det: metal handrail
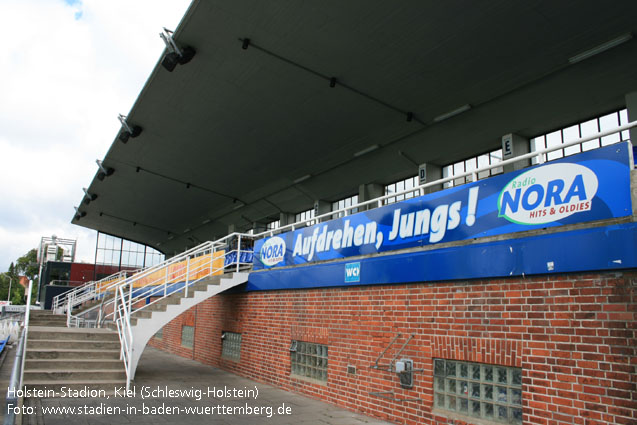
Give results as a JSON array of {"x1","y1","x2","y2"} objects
[
  {"x1": 105, "y1": 236, "x2": 253, "y2": 389},
  {"x1": 4, "y1": 280, "x2": 33, "y2": 425},
  {"x1": 53, "y1": 269, "x2": 137, "y2": 314},
  {"x1": 4, "y1": 328, "x2": 25, "y2": 425}
]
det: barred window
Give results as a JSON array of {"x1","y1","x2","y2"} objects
[
  {"x1": 221, "y1": 331, "x2": 242, "y2": 361},
  {"x1": 433, "y1": 359, "x2": 522, "y2": 424},
  {"x1": 295, "y1": 209, "x2": 316, "y2": 226},
  {"x1": 530, "y1": 109, "x2": 629, "y2": 164},
  {"x1": 290, "y1": 341, "x2": 328, "y2": 382},
  {"x1": 332, "y1": 195, "x2": 359, "y2": 218},
  {"x1": 181, "y1": 325, "x2": 194, "y2": 348},
  {"x1": 384, "y1": 176, "x2": 419, "y2": 205},
  {"x1": 442, "y1": 149, "x2": 503, "y2": 189}
]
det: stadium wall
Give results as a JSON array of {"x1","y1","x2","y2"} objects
[{"x1": 148, "y1": 269, "x2": 637, "y2": 425}]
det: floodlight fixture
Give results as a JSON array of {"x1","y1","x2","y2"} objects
[
  {"x1": 73, "y1": 206, "x2": 87, "y2": 220},
  {"x1": 242, "y1": 38, "x2": 250, "y2": 50},
  {"x1": 330, "y1": 77, "x2": 337, "y2": 88},
  {"x1": 117, "y1": 114, "x2": 143, "y2": 143},
  {"x1": 160, "y1": 28, "x2": 196, "y2": 72},
  {"x1": 406, "y1": 112, "x2": 413, "y2": 122},
  {"x1": 568, "y1": 33, "x2": 633, "y2": 64},
  {"x1": 82, "y1": 187, "x2": 97, "y2": 204},
  {"x1": 96, "y1": 160, "x2": 114, "y2": 181}
]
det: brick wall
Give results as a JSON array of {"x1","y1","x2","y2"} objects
[{"x1": 148, "y1": 270, "x2": 637, "y2": 425}]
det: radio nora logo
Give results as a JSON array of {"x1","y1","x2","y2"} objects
[
  {"x1": 497, "y1": 163, "x2": 598, "y2": 225},
  {"x1": 260, "y1": 236, "x2": 286, "y2": 267}
]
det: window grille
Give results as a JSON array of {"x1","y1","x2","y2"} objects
[{"x1": 433, "y1": 358, "x2": 522, "y2": 424}]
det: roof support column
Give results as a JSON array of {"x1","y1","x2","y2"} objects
[
  {"x1": 419, "y1": 163, "x2": 442, "y2": 194},
  {"x1": 501, "y1": 133, "x2": 530, "y2": 173},
  {"x1": 279, "y1": 213, "x2": 296, "y2": 227},
  {"x1": 314, "y1": 200, "x2": 331, "y2": 222},
  {"x1": 358, "y1": 183, "x2": 384, "y2": 211}
]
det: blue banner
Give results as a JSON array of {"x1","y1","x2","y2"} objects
[{"x1": 253, "y1": 143, "x2": 633, "y2": 270}]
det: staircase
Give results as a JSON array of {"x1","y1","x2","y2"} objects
[
  {"x1": 118, "y1": 272, "x2": 249, "y2": 386},
  {"x1": 42, "y1": 235, "x2": 254, "y2": 391},
  {"x1": 24, "y1": 310, "x2": 126, "y2": 392}
]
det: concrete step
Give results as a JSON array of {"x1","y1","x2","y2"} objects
[
  {"x1": 24, "y1": 369, "x2": 126, "y2": 381},
  {"x1": 29, "y1": 320, "x2": 67, "y2": 327},
  {"x1": 28, "y1": 328, "x2": 119, "y2": 341},
  {"x1": 23, "y1": 380, "x2": 126, "y2": 394},
  {"x1": 27, "y1": 339, "x2": 120, "y2": 350},
  {"x1": 30, "y1": 317, "x2": 67, "y2": 323},
  {"x1": 131, "y1": 310, "x2": 152, "y2": 319},
  {"x1": 29, "y1": 310, "x2": 53, "y2": 316},
  {"x1": 146, "y1": 303, "x2": 167, "y2": 312},
  {"x1": 25, "y1": 349, "x2": 120, "y2": 360},
  {"x1": 25, "y1": 359, "x2": 123, "y2": 370}
]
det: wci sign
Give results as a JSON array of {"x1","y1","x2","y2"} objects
[{"x1": 253, "y1": 143, "x2": 633, "y2": 270}]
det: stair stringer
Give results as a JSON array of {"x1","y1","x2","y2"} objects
[{"x1": 127, "y1": 272, "x2": 249, "y2": 380}]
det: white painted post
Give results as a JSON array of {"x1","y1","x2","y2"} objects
[
  {"x1": 185, "y1": 256, "x2": 190, "y2": 298},
  {"x1": 236, "y1": 234, "x2": 242, "y2": 272}
]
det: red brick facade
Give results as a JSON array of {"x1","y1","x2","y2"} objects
[{"x1": 148, "y1": 270, "x2": 637, "y2": 425}]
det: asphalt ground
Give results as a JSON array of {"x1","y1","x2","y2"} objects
[{"x1": 6, "y1": 346, "x2": 393, "y2": 425}]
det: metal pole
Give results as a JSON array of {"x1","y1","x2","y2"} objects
[
  {"x1": 7, "y1": 278, "x2": 12, "y2": 302},
  {"x1": 236, "y1": 234, "x2": 241, "y2": 272},
  {"x1": 19, "y1": 280, "x2": 33, "y2": 389}
]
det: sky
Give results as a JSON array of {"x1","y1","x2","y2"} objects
[{"x1": 0, "y1": 0, "x2": 192, "y2": 271}]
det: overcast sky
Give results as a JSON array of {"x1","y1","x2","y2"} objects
[{"x1": 0, "y1": 0, "x2": 192, "y2": 271}]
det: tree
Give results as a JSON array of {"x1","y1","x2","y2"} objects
[
  {"x1": 1, "y1": 248, "x2": 38, "y2": 305},
  {"x1": 15, "y1": 249, "x2": 38, "y2": 280}
]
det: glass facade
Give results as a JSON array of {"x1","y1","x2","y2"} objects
[{"x1": 95, "y1": 232, "x2": 164, "y2": 269}]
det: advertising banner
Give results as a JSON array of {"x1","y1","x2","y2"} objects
[{"x1": 253, "y1": 142, "x2": 633, "y2": 270}]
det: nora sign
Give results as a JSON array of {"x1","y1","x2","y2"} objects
[
  {"x1": 253, "y1": 142, "x2": 633, "y2": 270},
  {"x1": 259, "y1": 236, "x2": 286, "y2": 266},
  {"x1": 498, "y1": 163, "x2": 598, "y2": 225}
]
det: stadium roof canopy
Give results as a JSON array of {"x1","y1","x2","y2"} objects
[{"x1": 73, "y1": 0, "x2": 637, "y2": 255}]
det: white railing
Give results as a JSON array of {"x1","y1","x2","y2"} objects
[
  {"x1": 104, "y1": 233, "x2": 253, "y2": 390},
  {"x1": 53, "y1": 270, "x2": 137, "y2": 315},
  {"x1": 258, "y1": 121, "x2": 636, "y2": 235}
]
